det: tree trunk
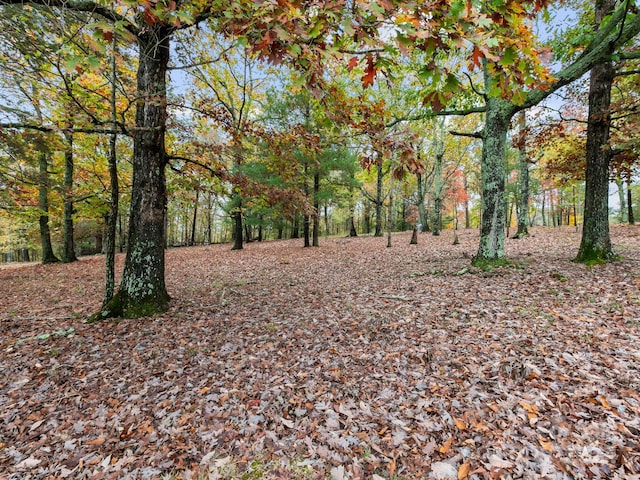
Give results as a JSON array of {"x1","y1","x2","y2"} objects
[
  {"x1": 104, "y1": 125, "x2": 118, "y2": 304},
  {"x1": 432, "y1": 122, "x2": 445, "y2": 236},
  {"x1": 312, "y1": 171, "x2": 320, "y2": 247},
  {"x1": 541, "y1": 189, "x2": 547, "y2": 226},
  {"x1": 514, "y1": 111, "x2": 529, "y2": 238},
  {"x1": 374, "y1": 161, "x2": 384, "y2": 237},
  {"x1": 474, "y1": 94, "x2": 515, "y2": 264},
  {"x1": 62, "y1": 130, "x2": 77, "y2": 262},
  {"x1": 190, "y1": 189, "x2": 199, "y2": 246},
  {"x1": 324, "y1": 203, "x2": 330, "y2": 236},
  {"x1": 292, "y1": 215, "x2": 300, "y2": 238},
  {"x1": 104, "y1": 40, "x2": 119, "y2": 305},
  {"x1": 576, "y1": 0, "x2": 616, "y2": 263},
  {"x1": 231, "y1": 194, "x2": 243, "y2": 250},
  {"x1": 91, "y1": 25, "x2": 172, "y2": 320},
  {"x1": 463, "y1": 174, "x2": 470, "y2": 229},
  {"x1": 38, "y1": 152, "x2": 59, "y2": 264},
  {"x1": 628, "y1": 178, "x2": 635, "y2": 225},
  {"x1": 206, "y1": 194, "x2": 213, "y2": 244},
  {"x1": 410, "y1": 227, "x2": 418, "y2": 244},
  {"x1": 387, "y1": 167, "x2": 394, "y2": 248},
  {"x1": 616, "y1": 178, "x2": 626, "y2": 222},
  {"x1": 416, "y1": 172, "x2": 429, "y2": 231}
]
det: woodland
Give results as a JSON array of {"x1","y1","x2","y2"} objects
[
  {"x1": 0, "y1": 0, "x2": 640, "y2": 477},
  {"x1": 1, "y1": 227, "x2": 640, "y2": 479}
]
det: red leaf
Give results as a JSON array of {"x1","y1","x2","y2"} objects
[
  {"x1": 361, "y1": 55, "x2": 377, "y2": 88},
  {"x1": 470, "y1": 45, "x2": 483, "y2": 70},
  {"x1": 347, "y1": 57, "x2": 358, "y2": 71}
]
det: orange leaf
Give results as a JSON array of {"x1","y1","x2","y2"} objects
[
  {"x1": 538, "y1": 437, "x2": 553, "y2": 452},
  {"x1": 458, "y1": 463, "x2": 471, "y2": 479},
  {"x1": 438, "y1": 437, "x2": 454, "y2": 454},
  {"x1": 87, "y1": 437, "x2": 106, "y2": 446},
  {"x1": 347, "y1": 57, "x2": 358, "y2": 71},
  {"x1": 453, "y1": 417, "x2": 467, "y2": 431}
]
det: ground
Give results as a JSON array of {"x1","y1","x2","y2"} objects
[{"x1": 1, "y1": 226, "x2": 639, "y2": 479}]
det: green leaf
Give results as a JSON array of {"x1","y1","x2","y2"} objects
[
  {"x1": 499, "y1": 47, "x2": 517, "y2": 66},
  {"x1": 87, "y1": 56, "x2": 101, "y2": 70},
  {"x1": 443, "y1": 73, "x2": 460, "y2": 92},
  {"x1": 288, "y1": 44, "x2": 301, "y2": 57},
  {"x1": 309, "y1": 19, "x2": 325, "y2": 39},
  {"x1": 63, "y1": 55, "x2": 82, "y2": 72},
  {"x1": 485, "y1": 37, "x2": 499, "y2": 48},
  {"x1": 451, "y1": 0, "x2": 465, "y2": 17}
]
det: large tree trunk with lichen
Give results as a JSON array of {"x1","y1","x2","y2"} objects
[
  {"x1": 474, "y1": 94, "x2": 516, "y2": 264},
  {"x1": 576, "y1": 0, "x2": 616, "y2": 263},
  {"x1": 91, "y1": 25, "x2": 171, "y2": 320}
]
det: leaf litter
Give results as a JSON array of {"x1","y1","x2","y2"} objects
[{"x1": 1, "y1": 226, "x2": 639, "y2": 479}]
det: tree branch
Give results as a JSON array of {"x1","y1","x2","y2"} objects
[
  {"x1": 386, "y1": 107, "x2": 485, "y2": 128},
  {"x1": 449, "y1": 130, "x2": 483, "y2": 139},
  {"x1": 0, "y1": 122, "x2": 123, "y2": 136},
  {"x1": 520, "y1": 6, "x2": 640, "y2": 111},
  {"x1": 0, "y1": 0, "x2": 138, "y2": 35},
  {"x1": 167, "y1": 155, "x2": 226, "y2": 178}
]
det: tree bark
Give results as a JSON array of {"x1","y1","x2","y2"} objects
[
  {"x1": 416, "y1": 172, "x2": 429, "y2": 231},
  {"x1": 432, "y1": 120, "x2": 445, "y2": 236},
  {"x1": 190, "y1": 189, "x2": 199, "y2": 246},
  {"x1": 628, "y1": 178, "x2": 635, "y2": 225},
  {"x1": 312, "y1": 171, "x2": 320, "y2": 247},
  {"x1": 91, "y1": 25, "x2": 172, "y2": 320},
  {"x1": 231, "y1": 194, "x2": 243, "y2": 250},
  {"x1": 62, "y1": 130, "x2": 77, "y2": 262},
  {"x1": 374, "y1": 161, "x2": 384, "y2": 237},
  {"x1": 103, "y1": 38, "x2": 119, "y2": 305},
  {"x1": 474, "y1": 94, "x2": 516, "y2": 264},
  {"x1": 410, "y1": 227, "x2": 418, "y2": 244},
  {"x1": 463, "y1": 174, "x2": 470, "y2": 229},
  {"x1": 514, "y1": 111, "x2": 529, "y2": 238},
  {"x1": 616, "y1": 178, "x2": 626, "y2": 222},
  {"x1": 38, "y1": 152, "x2": 60, "y2": 264},
  {"x1": 432, "y1": 151, "x2": 443, "y2": 236},
  {"x1": 576, "y1": 0, "x2": 616, "y2": 263}
]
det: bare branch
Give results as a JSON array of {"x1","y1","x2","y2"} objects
[{"x1": 449, "y1": 130, "x2": 483, "y2": 139}]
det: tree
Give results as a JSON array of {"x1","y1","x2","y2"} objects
[
  {"x1": 474, "y1": 3, "x2": 640, "y2": 263},
  {"x1": 513, "y1": 111, "x2": 530, "y2": 238},
  {"x1": 575, "y1": 0, "x2": 618, "y2": 262}
]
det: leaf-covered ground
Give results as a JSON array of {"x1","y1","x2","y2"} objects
[{"x1": 1, "y1": 226, "x2": 640, "y2": 480}]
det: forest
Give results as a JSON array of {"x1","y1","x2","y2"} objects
[{"x1": 0, "y1": 0, "x2": 639, "y2": 477}]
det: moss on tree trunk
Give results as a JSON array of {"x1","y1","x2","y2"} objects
[
  {"x1": 576, "y1": 0, "x2": 616, "y2": 264},
  {"x1": 90, "y1": 25, "x2": 172, "y2": 320},
  {"x1": 474, "y1": 95, "x2": 516, "y2": 265}
]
